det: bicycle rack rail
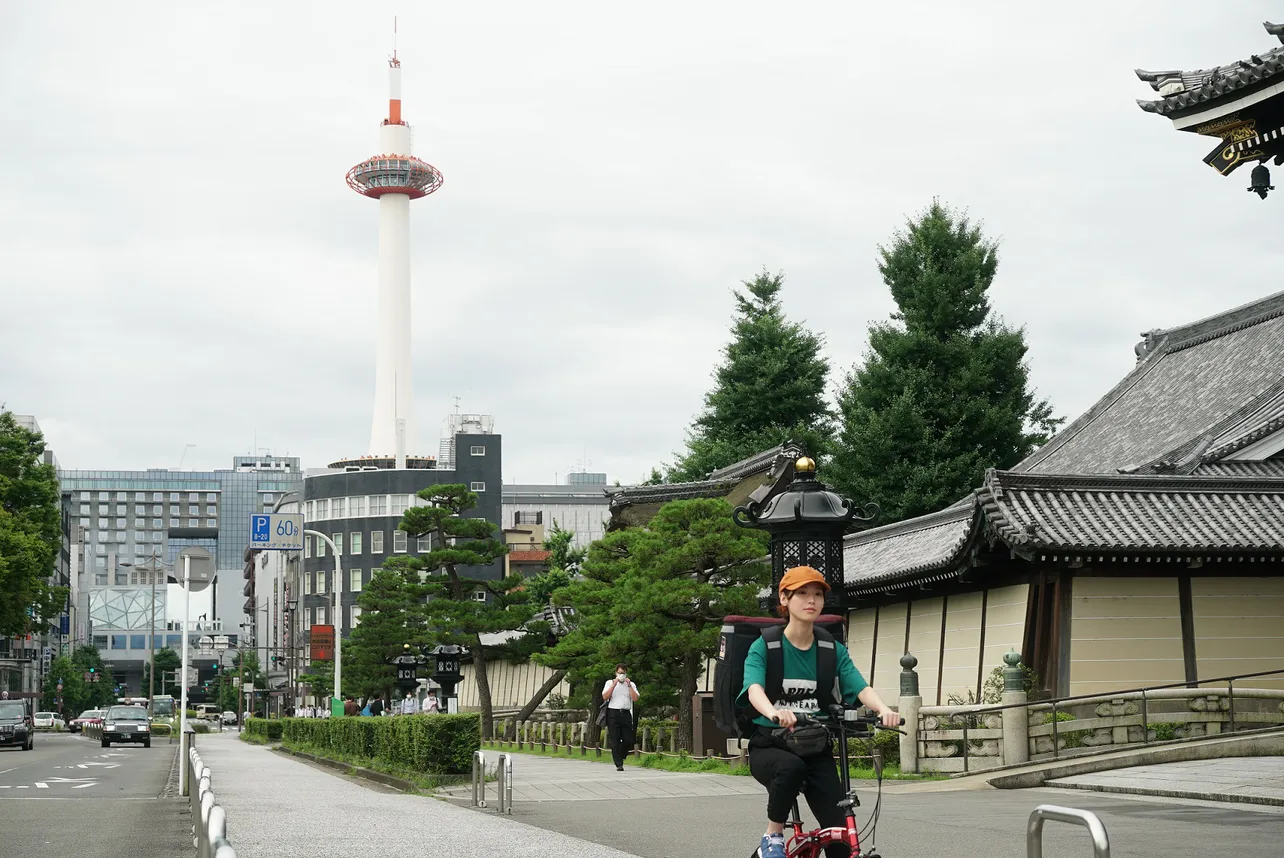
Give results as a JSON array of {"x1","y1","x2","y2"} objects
[
  {"x1": 1027, "y1": 805, "x2": 1110, "y2": 858},
  {"x1": 471, "y1": 750, "x2": 514, "y2": 814}
]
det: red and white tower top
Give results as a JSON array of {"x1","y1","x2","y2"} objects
[{"x1": 345, "y1": 52, "x2": 443, "y2": 200}]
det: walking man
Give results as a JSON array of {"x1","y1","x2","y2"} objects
[{"x1": 601, "y1": 664, "x2": 639, "y2": 771}]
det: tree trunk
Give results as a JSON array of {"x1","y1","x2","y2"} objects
[
  {"x1": 677, "y1": 655, "x2": 700, "y2": 753},
  {"x1": 516, "y1": 669, "x2": 567, "y2": 721},
  {"x1": 472, "y1": 633, "x2": 495, "y2": 739}
]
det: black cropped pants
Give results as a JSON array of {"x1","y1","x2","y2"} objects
[{"x1": 749, "y1": 730, "x2": 850, "y2": 857}]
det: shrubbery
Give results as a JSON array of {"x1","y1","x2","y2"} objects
[
  {"x1": 281, "y1": 714, "x2": 479, "y2": 775},
  {"x1": 150, "y1": 723, "x2": 172, "y2": 736},
  {"x1": 245, "y1": 718, "x2": 284, "y2": 740}
]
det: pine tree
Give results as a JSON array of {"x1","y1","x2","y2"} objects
[
  {"x1": 831, "y1": 201, "x2": 1061, "y2": 523},
  {"x1": 669, "y1": 271, "x2": 833, "y2": 482},
  {"x1": 398, "y1": 484, "x2": 525, "y2": 739},
  {"x1": 346, "y1": 568, "x2": 430, "y2": 702}
]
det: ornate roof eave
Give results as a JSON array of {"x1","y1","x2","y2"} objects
[
  {"x1": 843, "y1": 503, "x2": 983, "y2": 596},
  {"x1": 1135, "y1": 23, "x2": 1284, "y2": 120}
]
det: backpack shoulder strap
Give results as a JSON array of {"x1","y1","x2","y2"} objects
[
  {"x1": 813, "y1": 626, "x2": 839, "y2": 710},
  {"x1": 760, "y1": 624, "x2": 785, "y2": 703}
]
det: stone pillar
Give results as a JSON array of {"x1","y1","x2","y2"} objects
[
  {"x1": 898, "y1": 653, "x2": 921, "y2": 774},
  {"x1": 1000, "y1": 648, "x2": 1029, "y2": 766}
]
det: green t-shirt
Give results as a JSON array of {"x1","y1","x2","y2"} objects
[{"x1": 736, "y1": 634, "x2": 869, "y2": 728}]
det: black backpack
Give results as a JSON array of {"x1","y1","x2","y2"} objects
[{"x1": 713, "y1": 614, "x2": 848, "y2": 737}]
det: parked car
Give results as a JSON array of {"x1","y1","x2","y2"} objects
[
  {"x1": 221, "y1": 711, "x2": 237, "y2": 725},
  {"x1": 0, "y1": 699, "x2": 33, "y2": 751},
  {"x1": 69, "y1": 710, "x2": 104, "y2": 733},
  {"x1": 33, "y1": 711, "x2": 59, "y2": 730},
  {"x1": 100, "y1": 705, "x2": 151, "y2": 748}
]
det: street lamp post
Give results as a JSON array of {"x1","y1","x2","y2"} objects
[{"x1": 303, "y1": 530, "x2": 342, "y2": 712}]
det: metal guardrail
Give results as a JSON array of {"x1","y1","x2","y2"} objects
[
  {"x1": 471, "y1": 750, "x2": 514, "y2": 814},
  {"x1": 188, "y1": 740, "x2": 238, "y2": 858},
  {"x1": 1027, "y1": 805, "x2": 1109, "y2": 858}
]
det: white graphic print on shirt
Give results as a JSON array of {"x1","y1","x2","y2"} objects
[{"x1": 772, "y1": 678, "x2": 819, "y2": 714}]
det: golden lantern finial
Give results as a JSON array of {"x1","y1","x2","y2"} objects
[{"x1": 794, "y1": 456, "x2": 816, "y2": 473}]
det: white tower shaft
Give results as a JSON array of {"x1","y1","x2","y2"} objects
[{"x1": 368, "y1": 67, "x2": 414, "y2": 467}]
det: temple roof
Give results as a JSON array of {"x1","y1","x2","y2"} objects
[
  {"x1": 1136, "y1": 23, "x2": 1284, "y2": 117},
  {"x1": 844, "y1": 470, "x2": 1284, "y2": 594},
  {"x1": 1014, "y1": 289, "x2": 1284, "y2": 476}
]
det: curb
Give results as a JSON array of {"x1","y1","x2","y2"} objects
[
  {"x1": 1046, "y1": 779, "x2": 1284, "y2": 808},
  {"x1": 272, "y1": 746, "x2": 420, "y2": 793}
]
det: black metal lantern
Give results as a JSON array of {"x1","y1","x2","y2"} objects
[
  {"x1": 733, "y1": 456, "x2": 876, "y2": 612},
  {"x1": 391, "y1": 644, "x2": 421, "y2": 691},
  {"x1": 429, "y1": 644, "x2": 464, "y2": 713}
]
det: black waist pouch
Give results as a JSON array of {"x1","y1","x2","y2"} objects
[{"x1": 770, "y1": 722, "x2": 831, "y2": 758}]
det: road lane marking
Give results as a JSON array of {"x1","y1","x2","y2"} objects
[
  {"x1": 35, "y1": 782, "x2": 47, "y2": 789},
  {"x1": 71, "y1": 783, "x2": 94, "y2": 789}
]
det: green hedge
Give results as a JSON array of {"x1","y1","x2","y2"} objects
[
  {"x1": 150, "y1": 723, "x2": 172, "y2": 736},
  {"x1": 245, "y1": 718, "x2": 284, "y2": 740},
  {"x1": 847, "y1": 726, "x2": 900, "y2": 769},
  {"x1": 281, "y1": 714, "x2": 479, "y2": 775}
]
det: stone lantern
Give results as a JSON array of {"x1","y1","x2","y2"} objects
[{"x1": 733, "y1": 456, "x2": 876, "y2": 612}]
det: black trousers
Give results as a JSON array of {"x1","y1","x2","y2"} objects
[
  {"x1": 749, "y1": 731, "x2": 850, "y2": 857},
  {"x1": 605, "y1": 708, "x2": 635, "y2": 767}
]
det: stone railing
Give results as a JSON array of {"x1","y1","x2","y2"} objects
[
  {"x1": 897, "y1": 652, "x2": 1284, "y2": 775},
  {"x1": 490, "y1": 714, "x2": 714, "y2": 759}
]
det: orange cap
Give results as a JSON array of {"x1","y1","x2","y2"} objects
[{"x1": 779, "y1": 565, "x2": 830, "y2": 595}]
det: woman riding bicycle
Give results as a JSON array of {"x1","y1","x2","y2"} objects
[{"x1": 738, "y1": 566, "x2": 900, "y2": 858}]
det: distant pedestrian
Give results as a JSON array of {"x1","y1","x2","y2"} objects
[
  {"x1": 344, "y1": 696, "x2": 359, "y2": 717},
  {"x1": 424, "y1": 692, "x2": 439, "y2": 714},
  {"x1": 369, "y1": 696, "x2": 385, "y2": 718},
  {"x1": 601, "y1": 664, "x2": 639, "y2": 771},
  {"x1": 401, "y1": 692, "x2": 418, "y2": 715}
]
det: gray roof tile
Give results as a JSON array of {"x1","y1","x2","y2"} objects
[
  {"x1": 1137, "y1": 25, "x2": 1284, "y2": 116},
  {"x1": 843, "y1": 506, "x2": 976, "y2": 592}
]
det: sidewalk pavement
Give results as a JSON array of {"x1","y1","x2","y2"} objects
[
  {"x1": 1047, "y1": 756, "x2": 1284, "y2": 807},
  {"x1": 438, "y1": 752, "x2": 765, "y2": 802},
  {"x1": 194, "y1": 732, "x2": 644, "y2": 857}
]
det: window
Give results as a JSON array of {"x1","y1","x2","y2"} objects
[
  {"x1": 305, "y1": 500, "x2": 314, "y2": 520},
  {"x1": 115, "y1": 518, "x2": 126, "y2": 529},
  {"x1": 316, "y1": 571, "x2": 326, "y2": 595},
  {"x1": 370, "y1": 495, "x2": 387, "y2": 516},
  {"x1": 206, "y1": 519, "x2": 217, "y2": 528},
  {"x1": 169, "y1": 517, "x2": 179, "y2": 527},
  {"x1": 93, "y1": 635, "x2": 108, "y2": 650},
  {"x1": 130, "y1": 634, "x2": 146, "y2": 650},
  {"x1": 169, "y1": 492, "x2": 179, "y2": 502},
  {"x1": 305, "y1": 536, "x2": 311, "y2": 558},
  {"x1": 316, "y1": 499, "x2": 329, "y2": 519},
  {"x1": 514, "y1": 511, "x2": 542, "y2": 526},
  {"x1": 188, "y1": 505, "x2": 199, "y2": 516},
  {"x1": 94, "y1": 557, "x2": 106, "y2": 569},
  {"x1": 470, "y1": 481, "x2": 486, "y2": 492},
  {"x1": 116, "y1": 492, "x2": 126, "y2": 500},
  {"x1": 332, "y1": 498, "x2": 346, "y2": 518},
  {"x1": 115, "y1": 504, "x2": 126, "y2": 515},
  {"x1": 350, "y1": 496, "x2": 366, "y2": 517},
  {"x1": 370, "y1": 531, "x2": 384, "y2": 553},
  {"x1": 98, "y1": 503, "x2": 108, "y2": 515},
  {"x1": 393, "y1": 530, "x2": 408, "y2": 553},
  {"x1": 316, "y1": 537, "x2": 326, "y2": 558},
  {"x1": 470, "y1": 445, "x2": 486, "y2": 456},
  {"x1": 134, "y1": 504, "x2": 144, "y2": 515},
  {"x1": 304, "y1": 572, "x2": 312, "y2": 594},
  {"x1": 316, "y1": 606, "x2": 327, "y2": 626},
  {"x1": 79, "y1": 503, "x2": 90, "y2": 516},
  {"x1": 391, "y1": 494, "x2": 409, "y2": 515},
  {"x1": 111, "y1": 635, "x2": 126, "y2": 650},
  {"x1": 167, "y1": 634, "x2": 181, "y2": 648},
  {"x1": 472, "y1": 590, "x2": 487, "y2": 603},
  {"x1": 417, "y1": 536, "x2": 431, "y2": 552},
  {"x1": 350, "y1": 606, "x2": 362, "y2": 628},
  {"x1": 152, "y1": 519, "x2": 162, "y2": 528},
  {"x1": 332, "y1": 533, "x2": 343, "y2": 556},
  {"x1": 350, "y1": 568, "x2": 362, "y2": 592},
  {"x1": 350, "y1": 532, "x2": 362, "y2": 554},
  {"x1": 95, "y1": 544, "x2": 106, "y2": 556},
  {"x1": 188, "y1": 519, "x2": 199, "y2": 527},
  {"x1": 206, "y1": 492, "x2": 217, "y2": 502},
  {"x1": 152, "y1": 504, "x2": 161, "y2": 515},
  {"x1": 134, "y1": 518, "x2": 145, "y2": 529}
]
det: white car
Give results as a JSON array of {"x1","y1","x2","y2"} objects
[
  {"x1": 221, "y1": 711, "x2": 237, "y2": 725},
  {"x1": 33, "y1": 712, "x2": 58, "y2": 730}
]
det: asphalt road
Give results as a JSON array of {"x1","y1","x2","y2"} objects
[
  {"x1": 495, "y1": 781, "x2": 1284, "y2": 858},
  {"x1": 0, "y1": 730, "x2": 189, "y2": 858}
]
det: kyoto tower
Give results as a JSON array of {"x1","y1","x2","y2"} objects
[{"x1": 344, "y1": 50, "x2": 443, "y2": 469}]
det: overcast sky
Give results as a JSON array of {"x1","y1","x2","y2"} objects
[{"x1": 3, "y1": 3, "x2": 1282, "y2": 486}]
